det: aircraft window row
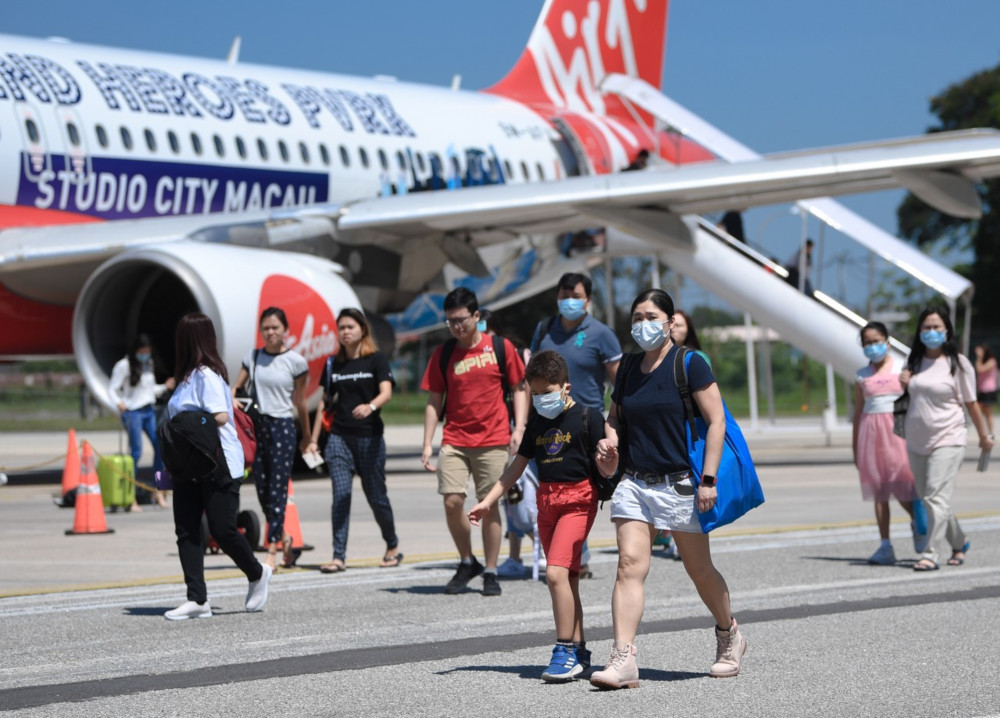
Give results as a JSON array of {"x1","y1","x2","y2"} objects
[{"x1": 42, "y1": 119, "x2": 548, "y2": 183}]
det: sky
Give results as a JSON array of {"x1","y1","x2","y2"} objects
[{"x1": 4, "y1": 0, "x2": 1000, "y2": 310}]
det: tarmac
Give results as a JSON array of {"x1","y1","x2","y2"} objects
[{"x1": 1, "y1": 420, "x2": 998, "y2": 716}]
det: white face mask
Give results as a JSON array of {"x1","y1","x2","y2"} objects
[
  {"x1": 532, "y1": 389, "x2": 566, "y2": 419},
  {"x1": 631, "y1": 320, "x2": 667, "y2": 351}
]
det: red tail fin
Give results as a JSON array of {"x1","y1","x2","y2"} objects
[{"x1": 488, "y1": 0, "x2": 669, "y2": 115}]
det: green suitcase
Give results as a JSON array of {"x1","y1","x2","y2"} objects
[{"x1": 97, "y1": 454, "x2": 136, "y2": 511}]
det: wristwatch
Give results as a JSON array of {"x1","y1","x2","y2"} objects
[
  {"x1": 700, "y1": 474, "x2": 717, "y2": 488},
  {"x1": 369, "y1": 402, "x2": 378, "y2": 412}
]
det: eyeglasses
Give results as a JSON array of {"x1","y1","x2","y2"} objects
[{"x1": 445, "y1": 315, "x2": 474, "y2": 327}]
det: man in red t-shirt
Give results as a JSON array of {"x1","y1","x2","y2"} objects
[{"x1": 421, "y1": 288, "x2": 527, "y2": 596}]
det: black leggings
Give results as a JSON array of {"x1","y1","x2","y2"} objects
[{"x1": 173, "y1": 477, "x2": 262, "y2": 604}]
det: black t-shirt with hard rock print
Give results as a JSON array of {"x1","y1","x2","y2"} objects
[
  {"x1": 517, "y1": 402, "x2": 605, "y2": 484},
  {"x1": 322, "y1": 352, "x2": 394, "y2": 437}
]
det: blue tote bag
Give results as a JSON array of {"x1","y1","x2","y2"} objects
[{"x1": 674, "y1": 348, "x2": 765, "y2": 532}]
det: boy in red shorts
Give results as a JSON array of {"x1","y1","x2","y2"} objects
[{"x1": 468, "y1": 350, "x2": 619, "y2": 682}]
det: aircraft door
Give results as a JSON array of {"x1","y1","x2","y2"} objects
[
  {"x1": 13, "y1": 103, "x2": 54, "y2": 183},
  {"x1": 549, "y1": 117, "x2": 596, "y2": 176}
]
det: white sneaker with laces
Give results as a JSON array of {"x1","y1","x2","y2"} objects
[
  {"x1": 164, "y1": 600, "x2": 212, "y2": 621},
  {"x1": 497, "y1": 557, "x2": 526, "y2": 577},
  {"x1": 867, "y1": 544, "x2": 896, "y2": 566},
  {"x1": 245, "y1": 564, "x2": 272, "y2": 612}
]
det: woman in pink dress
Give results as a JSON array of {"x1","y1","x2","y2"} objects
[
  {"x1": 974, "y1": 344, "x2": 997, "y2": 437},
  {"x1": 852, "y1": 321, "x2": 923, "y2": 566}
]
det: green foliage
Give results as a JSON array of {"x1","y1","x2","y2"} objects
[{"x1": 896, "y1": 63, "x2": 1000, "y2": 328}]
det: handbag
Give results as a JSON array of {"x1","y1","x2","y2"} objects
[
  {"x1": 233, "y1": 406, "x2": 257, "y2": 469},
  {"x1": 674, "y1": 347, "x2": 765, "y2": 532},
  {"x1": 235, "y1": 349, "x2": 263, "y2": 427},
  {"x1": 892, "y1": 391, "x2": 909, "y2": 438}
]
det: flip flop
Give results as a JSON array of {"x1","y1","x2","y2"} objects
[
  {"x1": 380, "y1": 553, "x2": 404, "y2": 568},
  {"x1": 320, "y1": 560, "x2": 346, "y2": 574},
  {"x1": 913, "y1": 559, "x2": 939, "y2": 572},
  {"x1": 948, "y1": 540, "x2": 970, "y2": 566}
]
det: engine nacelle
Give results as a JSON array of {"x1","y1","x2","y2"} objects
[{"x1": 73, "y1": 241, "x2": 361, "y2": 409}]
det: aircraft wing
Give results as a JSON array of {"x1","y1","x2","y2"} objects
[{"x1": 337, "y1": 129, "x2": 1000, "y2": 244}]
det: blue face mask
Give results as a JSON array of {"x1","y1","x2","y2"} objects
[
  {"x1": 135, "y1": 352, "x2": 151, "y2": 363},
  {"x1": 920, "y1": 330, "x2": 947, "y2": 350},
  {"x1": 631, "y1": 320, "x2": 667, "y2": 351},
  {"x1": 557, "y1": 298, "x2": 586, "y2": 321},
  {"x1": 476, "y1": 320, "x2": 487, "y2": 333},
  {"x1": 862, "y1": 342, "x2": 887, "y2": 362},
  {"x1": 532, "y1": 389, "x2": 566, "y2": 419}
]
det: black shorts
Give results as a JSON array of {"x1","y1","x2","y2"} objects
[{"x1": 978, "y1": 390, "x2": 997, "y2": 406}]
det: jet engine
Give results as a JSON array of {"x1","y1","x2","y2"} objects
[{"x1": 73, "y1": 241, "x2": 362, "y2": 409}]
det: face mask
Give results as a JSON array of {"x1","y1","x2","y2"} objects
[
  {"x1": 135, "y1": 352, "x2": 151, "y2": 363},
  {"x1": 862, "y1": 342, "x2": 887, "y2": 362},
  {"x1": 532, "y1": 389, "x2": 566, "y2": 419},
  {"x1": 557, "y1": 298, "x2": 586, "y2": 321},
  {"x1": 476, "y1": 320, "x2": 487, "y2": 333},
  {"x1": 920, "y1": 330, "x2": 947, "y2": 349},
  {"x1": 631, "y1": 320, "x2": 667, "y2": 351}
]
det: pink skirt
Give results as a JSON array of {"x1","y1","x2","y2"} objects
[{"x1": 856, "y1": 412, "x2": 916, "y2": 502}]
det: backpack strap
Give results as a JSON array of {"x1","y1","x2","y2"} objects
[
  {"x1": 672, "y1": 346, "x2": 698, "y2": 437},
  {"x1": 531, "y1": 316, "x2": 560, "y2": 352},
  {"x1": 437, "y1": 338, "x2": 458, "y2": 419},
  {"x1": 494, "y1": 336, "x2": 508, "y2": 396}
]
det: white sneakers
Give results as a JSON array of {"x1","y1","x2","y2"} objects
[
  {"x1": 165, "y1": 563, "x2": 272, "y2": 620},
  {"x1": 164, "y1": 600, "x2": 212, "y2": 621},
  {"x1": 245, "y1": 563, "x2": 273, "y2": 612}
]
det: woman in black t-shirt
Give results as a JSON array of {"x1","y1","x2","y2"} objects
[
  {"x1": 307, "y1": 309, "x2": 400, "y2": 573},
  {"x1": 589, "y1": 289, "x2": 745, "y2": 690}
]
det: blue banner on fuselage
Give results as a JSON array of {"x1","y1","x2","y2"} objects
[{"x1": 16, "y1": 153, "x2": 329, "y2": 220}]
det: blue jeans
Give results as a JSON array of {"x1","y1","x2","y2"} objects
[{"x1": 121, "y1": 406, "x2": 163, "y2": 503}]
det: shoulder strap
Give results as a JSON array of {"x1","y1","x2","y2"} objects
[
  {"x1": 532, "y1": 316, "x2": 559, "y2": 351},
  {"x1": 439, "y1": 338, "x2": 458, "y2": 390},
  {"x1": 437, "y1": 338, "x2": 458, "y2": 418},
  {"x1": 673, "y1": 347, "x2": 697, "y2": 437},
  {"x1": 322, "y1": 355, "x2": 335, "y2": 398},
  {"x1": 250, "y1": 349, "x2": 260, "y2": 399},
  {"x1": 494, "y1": 336, "x2": 508, "y2": 394}
]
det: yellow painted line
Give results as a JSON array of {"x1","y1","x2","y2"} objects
[{"x1": 4, "y1": 511, "x2": 998, "y2": 599}]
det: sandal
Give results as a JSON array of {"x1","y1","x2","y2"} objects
[
  {"x1": 281, "y1": 534, "x2": 295, "y2": 568},
  {"x1": 320, "y1": 559, "x2": 346, "y2": 574},
  {"x1": 947, "y1": 540, "x2": 970, "y2": 566},
  {"x1": 265, "y1": 551, "x2": 278, "y2": 571},
  {"x1": 913, "y1": 559, "x2": 939, "y2": 572},
  {"x1": 380, "y1": 552, "x2": 404, "y2": 568}
]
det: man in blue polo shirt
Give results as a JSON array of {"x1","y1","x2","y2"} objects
[
  {"x1": 531, "y1": 272, "x2": 622, "y2": 409},
  {"x1": 509, "y1": 272, "x2": 621, "y2": 579}
]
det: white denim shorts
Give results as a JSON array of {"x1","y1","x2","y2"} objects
[{"x1": 609, "y1": 475, "x2": 703, "y2": 533}]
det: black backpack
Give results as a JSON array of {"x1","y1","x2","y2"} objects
[{"x1": 437, "y1": 336, "x2": 508, "y2": 419}]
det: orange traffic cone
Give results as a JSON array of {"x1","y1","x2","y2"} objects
[
  {"x1": 60, "y1": 429, "x2": 80, "y2": 499},
  {"x1": 282, "y1": 478, "x2": 304, "y2": 550},
  {"x1": 66, "y1": 442, "x2": 114, "y2": 535}
]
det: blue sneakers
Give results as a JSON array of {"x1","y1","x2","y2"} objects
[{"x1": 541, "y1": 643, "x2": 584, "y2": 682}]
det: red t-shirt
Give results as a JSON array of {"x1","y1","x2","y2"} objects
[{"x1": 421, "y1": 334, "x2": 525, "y2": 447}]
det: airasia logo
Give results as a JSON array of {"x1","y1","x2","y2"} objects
[{"x1": 257, "y1": 275, "x2": 338, "y2": 397}]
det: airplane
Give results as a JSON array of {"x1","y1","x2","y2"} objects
[{"x1": 1, "y1": 0, "x2": 999, "y2": 408}]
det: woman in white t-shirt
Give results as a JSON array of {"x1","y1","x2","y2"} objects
[
  {"x1": 163, "y1": 313, "x2": 271, "y2": 620},
  {"x1": 899, "y1": 307, "x2": 994, "y2": 572},
  {"x1": 108, "y1": 333, "x2": 175, "y2": 510},
  {"x1": 232, "y1": 307, "x2": 311, "y2": 570}
]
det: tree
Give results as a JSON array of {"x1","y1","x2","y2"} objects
[{"x1": 897, "y1": 64, "x2": 1000, "y2": 328}]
